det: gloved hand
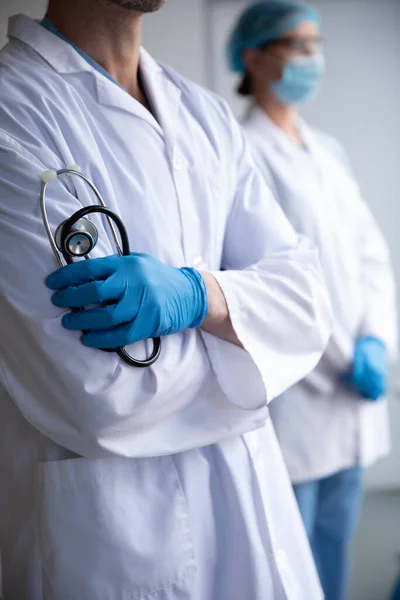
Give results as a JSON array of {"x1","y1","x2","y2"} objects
[
  {"x1": 343, "y1": 336, "x2": 388, "y2": 401},
  {"x1": 46, "y1": 253, "x2": 208, "y2": 349}
]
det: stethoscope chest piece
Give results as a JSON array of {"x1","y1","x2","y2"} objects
[{"x1": 55, "y1": 217, "x2": 99, "y2": 258}]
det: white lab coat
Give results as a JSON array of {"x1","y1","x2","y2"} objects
[
  {"x1": 0, "y1": 17, "x2": 332, "y2": 600},
  {"x1": 243, "y1": 106, "x2": 397, "y2": 483}
]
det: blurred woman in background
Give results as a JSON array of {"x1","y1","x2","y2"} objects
[{"x1": 228, "y1": 2, "x2": 397, "y2": 599}]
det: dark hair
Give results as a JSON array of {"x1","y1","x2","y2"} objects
[
  {"x1": 237, "y1": 72, "x2": 253, "y2": 96},
  {"x1": 236, "y1": 40, "x2": 273, "y2": 97}
]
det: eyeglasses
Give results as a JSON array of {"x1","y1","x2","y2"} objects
[{"x1": 262, "y1": 35, "x2": 325, "y2": 54}]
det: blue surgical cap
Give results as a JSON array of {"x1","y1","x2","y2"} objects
[{"x1": 227, "y1": 1, "x2": 321, "y2": 73}]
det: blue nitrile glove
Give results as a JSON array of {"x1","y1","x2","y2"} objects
[
  {"x1": 46, "y1": 253, "x2": 208, "y2": 349},
  {"x1": 343, "y1": 336, "x2": 388, "y2": 401}
]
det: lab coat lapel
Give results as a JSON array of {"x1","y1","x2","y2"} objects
[
  {"x1": 245, "y1": 105, "x2": 292, "y2": 157},
  {"x1": 8, "y1": 16, "x2": 181, "y2": 149},
  {"x1": 95, "y1": 48, "x2": 182, "y2": 152},
  {"x1": 8, "y1": 16, "x2": 164, "y2": 133},
  {"x1": 95, "y1": 75, "x2": 162, "y2": 134},
  {"x1": 297, "y1": 120, "x2": 320, "y2": 160},
  {"x1": 139, "y1": 49, "x2": 182, "y2": 158}
]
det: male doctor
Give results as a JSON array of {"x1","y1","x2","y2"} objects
[{"x1": 0, "y1": 1, "x2": 332, "y2": 598}]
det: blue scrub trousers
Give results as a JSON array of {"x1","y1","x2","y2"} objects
[
  {"x1": 392, "y1": 573, "x2": 400, "y2": 600},
  {"x1": 293, "y1": 467, "x2": 364, "y2": 600}
]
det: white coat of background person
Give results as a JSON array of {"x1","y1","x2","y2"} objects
[
  {"x1": 0, "y1": 1, "x2": 333, "y2": 599},
  {"x1": 227, "y1": 2, "x2": 398, "y2": 600}
]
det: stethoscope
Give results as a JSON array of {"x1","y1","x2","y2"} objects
[{"x1": 40, "y1": 165, "x2": 161, "y2": 368}]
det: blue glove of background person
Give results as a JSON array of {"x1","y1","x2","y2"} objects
[
  {"x1": 46, "y1": 253, "x2": 208, "y2": 349},
  {"x1": 343, "y1": 336, "x2": 388, "y2": 401}
]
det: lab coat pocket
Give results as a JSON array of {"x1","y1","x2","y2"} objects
[{"x1": 37, "y1": 456, "x2": 196, "y2": 600}]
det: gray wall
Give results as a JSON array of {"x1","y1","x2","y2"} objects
[
  {"x1": 143, "y1": 0, "x2": 207, "y2": 85},
  {"x1": 0, "y1": 0, "x2": 47, "y2": 47}
]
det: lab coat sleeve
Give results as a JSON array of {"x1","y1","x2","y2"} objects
[
  {"x1": 356, "y1": 195, "x2": 398, "y2": 360},
  {"x1": 329, "y1": 139, "x2": 398, "y2": 360},
  {"x1": 0, "y1": 130, "x2": 272, "y2": 459},
  {"x1": 201, "y1": 110, "x2": 333, "y2": 404}
]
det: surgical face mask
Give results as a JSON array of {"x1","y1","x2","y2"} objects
[{"x1": 271, "y1": 54, "x2": 325, "y2": 105}]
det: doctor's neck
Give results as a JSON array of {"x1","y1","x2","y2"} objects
[
  {"x1": 46, "y1": 0, "x2": 147, "y2": 103},
  {"x1": 253, "y1": 84, "x2": 301, "y2": 145}
]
